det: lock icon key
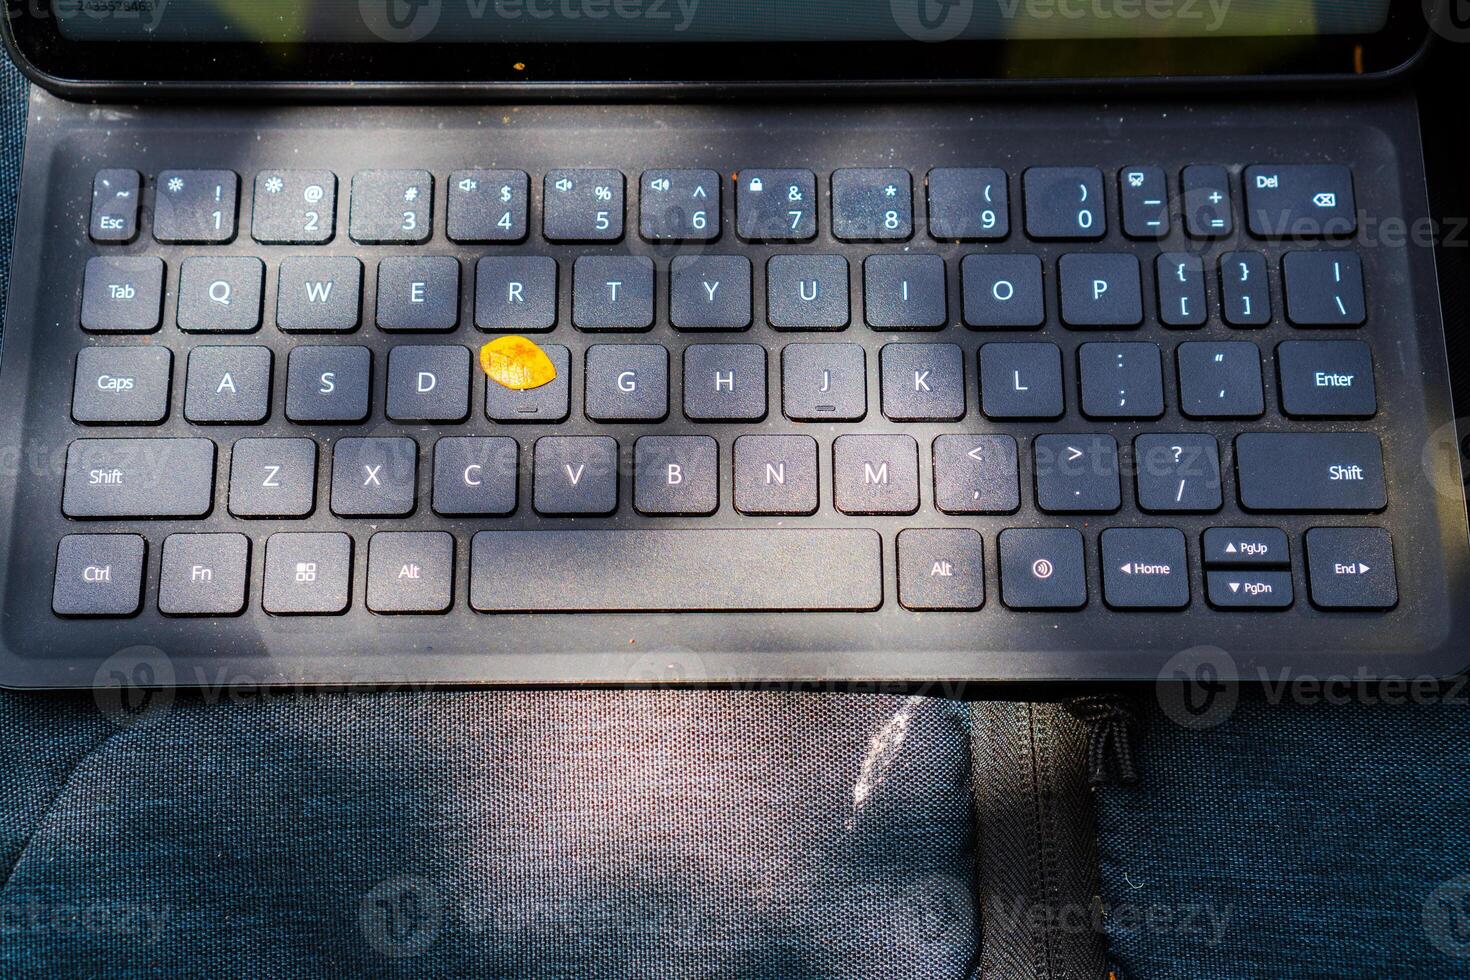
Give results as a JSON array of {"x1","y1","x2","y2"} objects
[{"x1": 748, "y1": 176, "x2": 764, "y2": 193}]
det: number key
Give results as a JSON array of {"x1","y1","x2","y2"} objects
[
  {"x1": 350, "y1": 170, "x2": 432, "y2": 244},
  {"x1": 737, "y1": 169, "x2": 816, "y2": 242},
  {"x1": 154, "y1": 170, "x2": 239, "y2": 243},
  {"x1": 640, "y1": 169, "x2": 721, "y2": 242},
  {"x1": 544, "y1": 169, "x2": 625, "y2": 242},
  {"x1": 252, "y1": 170, "x2": 336, "y2": 245},
  {"x1": 447, "y1": 169, "x2": 528, "y2": 243},
  {"x1": 1023, "y1": 167, "x2": 1105, "y2": 240},
  {"x1": 832, "y1": 168, "x2": 912, "y2": 241},
  {"x1": 927, "y1": 167, "x2": 1008, "y2": 241}
]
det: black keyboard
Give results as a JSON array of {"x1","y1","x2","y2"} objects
[{"x1": 1, "y1": 93, "x2": 1467, "y2": 688}]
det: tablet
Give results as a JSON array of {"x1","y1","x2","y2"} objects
[{"x1": 2, "y1": 0, "x2": 1432, "y2": 94}]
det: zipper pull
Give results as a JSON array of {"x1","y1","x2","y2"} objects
[{"x1": 1063, "y1": 694, "x2": 1142, "y2": 788}]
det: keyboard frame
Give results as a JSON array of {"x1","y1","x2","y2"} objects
[{"x1": 1, "y1": 87, "x2": 1467, "y2": 690}]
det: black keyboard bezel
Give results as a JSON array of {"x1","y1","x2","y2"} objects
[{"x1": 0, "y1": 90, "x2": 1466, "y2": 690}]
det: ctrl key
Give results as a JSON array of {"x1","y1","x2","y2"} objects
[{"x1": 53, "y1": 534, "x2": 145, "y2": 616}]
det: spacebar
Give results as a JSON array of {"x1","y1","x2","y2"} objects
[{"x1": 470, "y1": 529, "x2": 883, "y2": 612}]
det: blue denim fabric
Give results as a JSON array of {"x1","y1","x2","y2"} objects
[
  {"x1": 0, "y1": 41, "x2": 25, "y2": 338},
  {"x1": 0, "y1": 689, "x2": 978, "y2": 978},
  {"x1": 1096, "y1": 693, "x2": 1470, "y2": 978}
]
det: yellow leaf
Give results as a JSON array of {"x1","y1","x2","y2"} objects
[{"x1": 480, "y1": 336, "x2": 557, "y2": 391}]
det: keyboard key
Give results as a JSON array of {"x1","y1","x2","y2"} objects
[
  {"x1": 683, "y1": 344, "x2": 767, "y2": 421},
  {"x1": 635, "y1": 435, "x2": 719, "y2": 515},
  {"x1": 1219, "y1": 251, "x2": 1271, "y2": 326},
  {"x1": 670, "y1": 255, "x2": 752, "y2": 330},
  {"x1": 898, "y1": 528, "x2": 985, "y2": 611},
  {"x1": 1283, "y1": 251, "x2": 1365, "y2": 326},
  {"x1": 1034, "y1": 434, "x2": 1121, "y2": 514},
  {"x1": 1235, "y1": 432, "x2": 1386, "y2": 512},
  {"x1": 81, "y1": 256, "x2": 164, "y2": 333},
  {"x1": 585, "y1": 344, "x2": 668, "y2": 421},
  {"x1": 252, "y1": 170, "x2": 336, "y2": 245},
  {"x1": 1305, "y1": 527, "x2": 1397, "y2": 609},
  {"x1": 53, "y1": 534, "x2": 145, "y2": 616},
  {"x1": 767, "y1": 255, "x2": 849, "y2": 329},
  {"x1": 573, "y1": 255, "x2": 654, "y2": 331},
  {"x1": 1101, "y1": 527, "x2": 1189, "y2": 610},
  {"x1": 1156, "y1": 253, "x2": 1206, "y2": 328},
  {"x1": 1180, "y1": 165, "x2": 1233, "y2": 238},
  {"x1": 1176, "y1": 341, "x2": 1264, "y2": 418},
  {"x1": 376, "y1": 256, "x2": 460, "y2": 332},
  {"x1": 62, "y1": 438, "x2": 215, "y2": 518},
  {"x1": 999, "y1": 527, "x2": 1087, "y2": 610},
  {"x1": 431, "y1": 436, "x2": 519, "y2": 516},
  {"x1": 737, "y1": 169, "x2": 816, "y2": 241},
  {"x1": 864, "y1": 254, "x2": 946, "y2": 329},
  {"x1": 277, "y1": 256, "x2": 363, "y2": 333},
  {"x1": 331, "y1": 436, "x2": 419, "y2": 517},
  {"x1": 1201, "y1": 527, "x2": 1290, "y2": 567},
  {"x1": 228, "y1": 437, "x2": 317, "y2": 518},
  {"x1": 932, "y1": 434, "x2": 1020, "y2": 514},
  {"x1": 533, "y1": 436, "x2": 619, "y2": 515},
  {"x1": 285, "y1": 345, "x2": 372, "y2": 423},
  {"x1": 447, "y1": 169, "x2": 529, "y2": 243},
  {"x1": 781, "y1": 343, "x2": 866, "y2": 421},
  {"x1": 184, "y1": 346, "x2": 272, "y2": 424},
  {"x1": 72, "y1": 346, "x2": 171, "y2": 424},
  {"x1": 1022, "y1": 167, "x2": 1105, "y2": 240},
  {"x1": 263, "y1": 532, "x2": 352, "y2": 615},
  {"x1": 158, "y1": 533, "x2": 249, "y2": 616},
  {"x1": 544, "y1": 169, "x2": 625, "y2": 241},
  {"x1": 1133, "y1": 433, "x2": 1222, "y2": 513},
  {"x1": 733, "y1": 434, "x2": 819, "y2": 516},
  {"x1": 960, "y1": 254, "x2": 1044, "y2": 329},
  {"x1": 177, "y1": 256, "x2": 264, "y2": 333},
  {"x1": 1078, "y1": 342, "x2": 1163, "y2": 420},
  {"x1": 386, "y1": 345, "x2": 470, "y2": 422},
  {"x1": 1206, "y1": 570, "x2": 1293, "y2": 610},
  {"x1": 475, "y1": 256, "x2": 557, "y2": 332},
  {"x1": 1276, "y1": 340, "x2": 1376, "y2": 418},
  {"x1": 832, "y1": 168, "x2": 912, "y2": 241},
  {"x1": 978, "y1": 342, "x2": 1063, "y2": 419},
  {"x1": 833, "y1": 434, "x2": 919, "y2": 515},
  {"x1": 468, "y1": 529, "x2": 881, "y2": 612},
  {"x1": 349, "y1": 169, "x2": 432, "y2": 244},
  {"x1": 1058, "y1": 253, "x2": 1142, "y2": 327},
  {"x1": 927, "y1": 167, "x2": 1009, "y2": 241},
  {"x1": 1118, "y1": 166, "x2": 1168, "y2": 239},
  {"x1": 880, "y1": 343, "x2": 965, "y2": 421},
  {"x1": 640, "y1": 169, "x2": 721, "y2": 241},
  {"x1": 154, "y1": 170, "x2": 239, "y2": 243},
  {"x1": 90, "y1": 169, "x2": 140, "y2": 243},
  {"x1": 366, "y1": 531, "x2": 454, "y2": 614},
  {"x1": 1244, "y1": 164, "x2": 1357, "y2": 238},
  {"x1": 485, "y1": 343, "x2": 570, "y2": 423}
]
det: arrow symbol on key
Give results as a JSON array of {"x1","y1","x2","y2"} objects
[{"x1": 1066, "y1": 447, "x2": 1084, "y2": 461}]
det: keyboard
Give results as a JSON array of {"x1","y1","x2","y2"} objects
[{"x1": 1, "y1": 93, "x2": 1467, "y2": 689}]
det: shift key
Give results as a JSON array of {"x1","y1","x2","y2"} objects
[
  {"x1": 1235, "y1": 432, "x2": 1385, "y2": 512},
  {"x1": 63, "y1": 438, "x2": 216, "y2": 518}
]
